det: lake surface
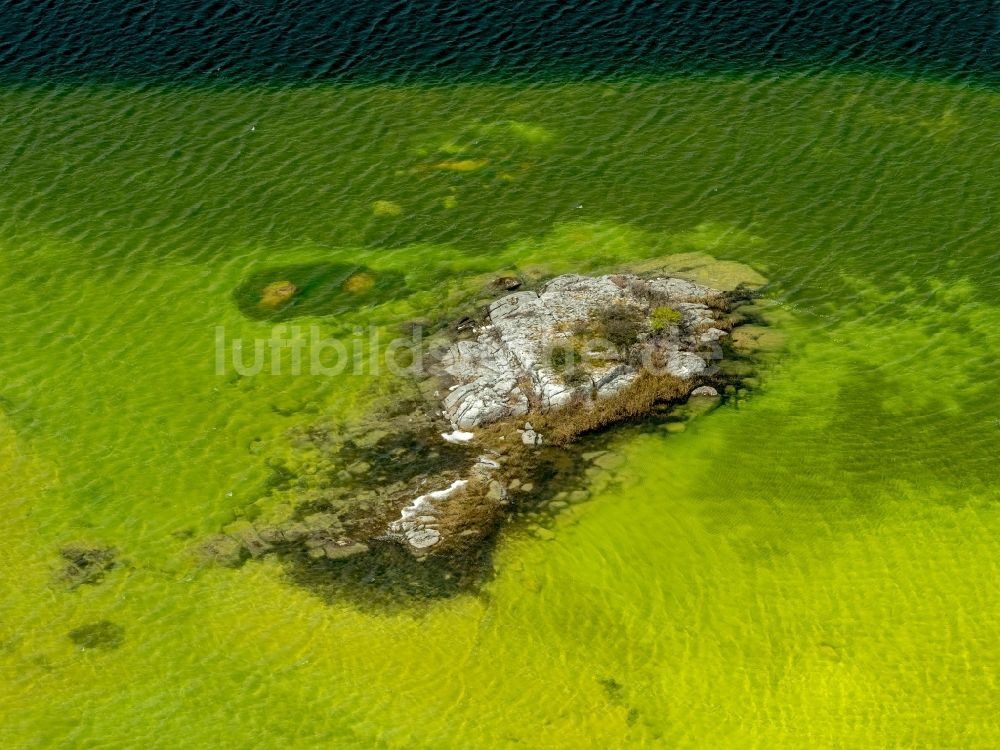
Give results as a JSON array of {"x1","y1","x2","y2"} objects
[{"x1": 1, "y1": 3, "x2": 998, "y2": 747}]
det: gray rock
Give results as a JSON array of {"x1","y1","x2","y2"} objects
[
  {"x1": 594, "y1": 365, "x2": 639, "y2": 398},
  {"x1": 521, "y1": 429, "x2": 543, "y2": 446},
  {"x1": 674, "y1": 302, "x2": 716, "y2": 329},
  {"x1": 486, "y1": 480, "x2": 506, "y2": 502},
  {"x1": 407, "y1": 528, "x2": 441, "y2": 549},
  {"x1": 691, "y1": 385, "x2": 719, "y2": 397},
  {"x1": 438, "y1": 270, "x2": 745, "y2": 430},
  {"x1": 698, "y1": 328, "x2": 728, "y2": 344},
  {"x1": 666, "y1": 351, "x2": 707, "y2": 379}
]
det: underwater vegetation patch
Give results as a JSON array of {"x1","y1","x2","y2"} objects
[
  {"x1": 650, "y1": 306, "x2": 683, "y2": 331},
  {"x1": 233, "y1": 263, "x2": 408, "y2": 321},
  {"x1": 68, "y1": 621, "x2": 125, "y2": 650},
  {"x1": 283, "y1": 538, "x2": 499, "y2": 611},
  {"x1": 57, "y1": 543, "x2": 118, "y2": 589}
]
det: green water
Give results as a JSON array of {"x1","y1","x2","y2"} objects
[{"x1": 1, "y1": 74, "x2": 998, "y2": 748}]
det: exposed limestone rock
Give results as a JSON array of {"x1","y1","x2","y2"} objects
[
  {"x1": 205, "y1": 255, "x2": 781, "y2": 594},
  {"x1": 438, "y1": 271, "x2": 748, "y2": 430},
  {"x1": 364, "y1": 264, "x2": 766, "y2": 555}
]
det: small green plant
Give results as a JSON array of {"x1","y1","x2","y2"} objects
[
  {"x1": 548, "y1": 344, "x2": 589, "y2": 386},
  {"x1": 550, "y1": 344, "x2": 580, "y2": 371},
  {"x1": 650, "y1": 306, "x2": 683, "y2": 332},
  {"x1": 591, "y1": 306, "x2": 646, "y2": 350}
]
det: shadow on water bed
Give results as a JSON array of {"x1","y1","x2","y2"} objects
[
  {"x1": 251, "y1": 442, "x2": 613, "y2": 611},
  {"x1": 232, "y1": 263, "x2": 408, "y2": 320},
  {"x1": 282, "y1": 538, "x2": 500, "y2": 611},
  {"x1": 207, "y1": 391, "x2": 639, "y2": 608},
  {"x1": 270, "y1": 407, "x2": 750, "y2": 611}
]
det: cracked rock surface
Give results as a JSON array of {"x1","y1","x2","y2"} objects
[{"x1": 439, "y1": 272, "x2": 743, "y2": 430}]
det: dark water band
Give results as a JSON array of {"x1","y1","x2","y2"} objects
[{"x1": 0, "y1": 0, "x2": 998, "y2": 85}]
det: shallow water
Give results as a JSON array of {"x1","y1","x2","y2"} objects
[{"x1": 0, "y1": 72, "x2": 998, "y2": 747}]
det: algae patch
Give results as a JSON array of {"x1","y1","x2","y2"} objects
[
  {"x1": 371, "y1": 199, "x2": 403, "y2": 217},
  {"x1": 68, "y1": 620, "x2": 125, "y2": 651},
  {"x1": 233, "y1": 263, "x2": 407, "y2": 320},
  {"x1": 433, "y1": 159, "x2": 490, "y2": 172},
  {"x1": 259, "y1": 280, "x2": 298, "y2": 309},
  {"x1": 57, "y1": 543, "x2": 119, "y2": 590}
]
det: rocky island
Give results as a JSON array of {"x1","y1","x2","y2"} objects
[{"x1": 205, "y1": 252, "x2": 784, "y2": 598}]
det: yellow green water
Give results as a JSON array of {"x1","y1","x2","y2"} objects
[{"x1": 0, "y1": 74, "x2": 998, "y2": 747}]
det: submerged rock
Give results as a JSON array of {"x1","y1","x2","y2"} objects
[
  {"x1": 626, "y1": 251, "x2": 768, "y2": 292},
  {"x1": 342, "y1": 272, "x2": 376, "y2": 295},
  {"x1": 591, "y1": 452, "x2": 625, "y2": 471},
  {"x1": 729, "y1": 324, "x2": 787, "y2": 354},
  {"x1": 492, "y1": 276, "x2": 522, "y2": 291},
  {"x1": 433, "y1": 158, "x2": 489, "y2": 172},
  {"x1": 259, "y1": 280, "x2": 298, "y2": 309}
]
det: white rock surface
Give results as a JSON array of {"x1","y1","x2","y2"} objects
[
  {"x1": 441, "y1": 429, "x2": 475, "y2": 443},
  {"x1": 691, "y1": 385, "x2": 720, "y2": 397},
  {"x1": 439, "y1": 272, "x2": 740, "y2": 429},
  {"x1": 388, "y1": 480, "x2": 468, "y2": 550}
]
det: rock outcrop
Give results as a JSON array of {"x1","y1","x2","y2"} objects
[
  {"x1": 437, "y1": 272, "x2": 739, "y2": 430},
  {"x1": 205, "y1": 253, "x2": 782, "y2": 598}
]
